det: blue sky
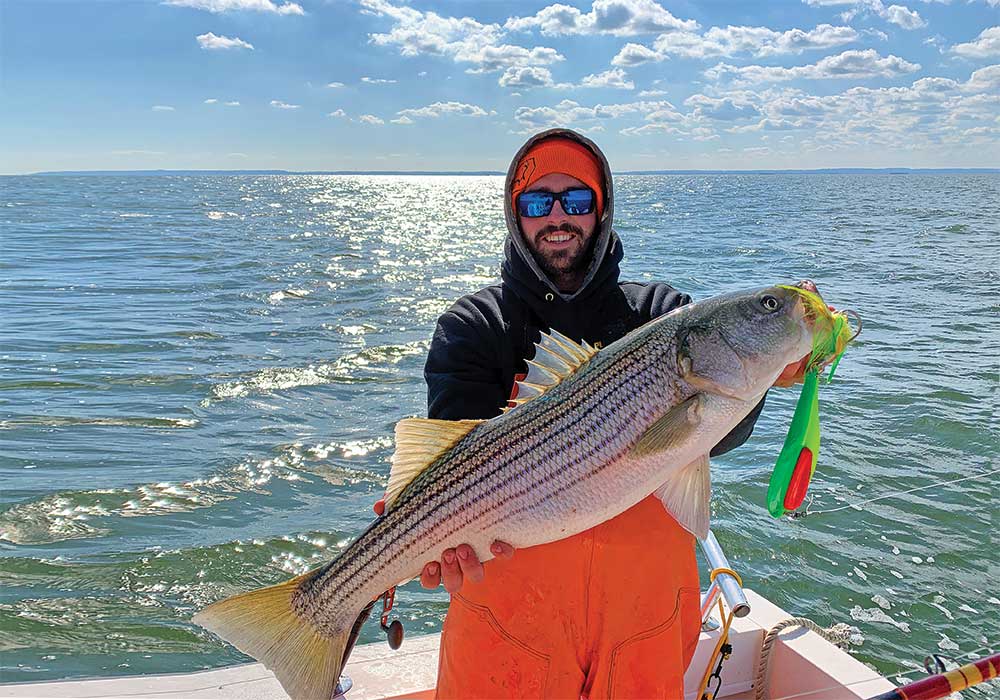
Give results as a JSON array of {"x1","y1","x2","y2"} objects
[{"x1": 2, "y1": 0, "x2": 997, "y2": 174}]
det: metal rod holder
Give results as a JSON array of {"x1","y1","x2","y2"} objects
[{"x1": 698, "y1": 529, "x2": 750, "y2": 619}]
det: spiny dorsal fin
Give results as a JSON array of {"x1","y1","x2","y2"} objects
[
  {"x1": 511, "y1": 329, "x2": 599, "y2": 410},
  {"x1": 384, "y1": 418, "x2": 483, "y2": 510}
]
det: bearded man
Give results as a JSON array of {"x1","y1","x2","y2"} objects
[{"x1": 413, "y1": 129, "x2": 801, "y2": 699}]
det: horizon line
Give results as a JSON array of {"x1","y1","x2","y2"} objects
[{"x1": 11, "y1": 167, "x2": 1000, "y2": 177}]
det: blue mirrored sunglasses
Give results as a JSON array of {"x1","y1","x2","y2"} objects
[{"x1": 517, "y1": 188, "x2": 595, "y2": 218}]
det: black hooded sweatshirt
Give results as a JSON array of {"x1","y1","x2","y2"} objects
[{"x1": 424, "y1": 129, "x2": 764, "y2": 456}]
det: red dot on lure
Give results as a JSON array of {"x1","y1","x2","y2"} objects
[{"x1": 783, "y1": 447, "x2": 815, "y2": 511}]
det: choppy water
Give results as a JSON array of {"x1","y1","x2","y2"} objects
[{"x1": 2, "y1": 173, "x2": 998, "y2": 694}]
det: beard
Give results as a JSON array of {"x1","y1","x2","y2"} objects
[{"x1": 530, "y1": 222, "x2": 596, "y2": 280}]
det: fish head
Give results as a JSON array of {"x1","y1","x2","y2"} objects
[{"x1": 677, "y1": 285, "x2": 818, "y2": 401}]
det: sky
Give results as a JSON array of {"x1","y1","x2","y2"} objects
[{"x1": 1, "y1": 0, "x2": 998, "y2": 174}]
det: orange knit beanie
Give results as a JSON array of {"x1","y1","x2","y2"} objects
[{"x1": 511, "y1": 137, "x2": 605, "y2": 219}]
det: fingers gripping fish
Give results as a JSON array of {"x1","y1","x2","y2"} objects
[{"x1": 193, "y1": 285, "x2": 832, "y2": 700}]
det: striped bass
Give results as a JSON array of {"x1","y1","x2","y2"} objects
[{"x1": 193, "y1": 284, "x2": 840, "y2": 699}]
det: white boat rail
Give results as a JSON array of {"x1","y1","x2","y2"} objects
[{"x1": 699, "y1": 529, "x2": 750, "y2": 625}]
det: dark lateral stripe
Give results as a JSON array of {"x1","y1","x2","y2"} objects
[
  {"x1": 308, "y1": 335, "x2": 673, "y2": 612},
  {"x1": 320, "y1": 345, "x2": 658, "y2": 592},
  {"x1": 305, "y1": 324, "x2": 680, "y2": 612}
]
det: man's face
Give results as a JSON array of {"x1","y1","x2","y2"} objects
[{"x1": 517, "y1": 173, "x2": 599, "y2": 289}]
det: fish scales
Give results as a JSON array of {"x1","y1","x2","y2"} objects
[
  {"x1": 318, "y1": 335, "x2": 659, "y2": 596},
  {"x1": 319, "y1": 324, "x2": 677, "y2": 605},
  {"x1": 193, "y1": 285, "x2": 827, "y2": 700},
  {"x1": 296, "y1": 319, "x2": 687, "y2": 632}
]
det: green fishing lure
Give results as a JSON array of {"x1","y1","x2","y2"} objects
[{"x1": 767, "y1": 290, "x2": 856, "y2": 518}]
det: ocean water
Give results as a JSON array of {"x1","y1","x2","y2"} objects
[{"x1": 1, "y1": 173, "x2": 998, "y2": 695}]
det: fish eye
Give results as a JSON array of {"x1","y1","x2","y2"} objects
[{"x1": 760, "y1": 295, "x2": 781, "y2": 312}]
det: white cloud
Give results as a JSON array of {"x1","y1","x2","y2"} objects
[
  {"x1": 326, "y1": 81, "x2": 345, "y2": 88},
  {"x1": 359, "y1": 114, "x2": 385, "y2": 125},
  {"x1": 361, "y1": 0, "x2": 564, "y2": 73},
  {"x1": 390, "y1": 115, "x2": 415, "y2": 124},
  {"x1": 513, "y1": 98, "x2": 678, "y2": 130},
  {"x1": 696, "y1": 64, "x2": 997, "y2": 152},
  {"x1": 638, "y1": 88, "x2": 669, "y2": 96},
  {"x1": 504, "y1": 0, "x2": 697, "y2": 37},
  {"x1": 165, "y1": 0, "x2": 303, "y2": 15},
  {"x1": 802, "y1": 0, "x2": 868, "y2": 6},
  {"x1": 619, "y1": 122, "x2": 684, "y2": 135},
  {"x1": 580, "y1": 68, "x2": 635, "y2": 89},
  {"x1": 204, "y1": 98, "x2": 219, "y2": 104},
  {"x1": 689, "y1": 127, "x2": 720, "y2": 140},
  {"x1": 511, "y1": 64, "x2": 999, "y2": 153},
  {"x1": 270, "y1": 99, "x2": 299, "y2": 109},
  {"x1": 727, "y1": 117, "x2": 805, "y2": 133},
  {"x1": 328, "y1": 109, "x2": 349, "y2": 118},
  {"x1": 885, "y1": 4, "x2": 926, "y2": 29},
  {"x1": 196, "y1": 32, "x2": 254, "y2": 50},
  {"x1": 361, "y1": 76, "x2": 397, "y2": 84},
  {"x1": 612, "y1": 23, "x2": 858, "y2": 65},
  {"x1": 225, "y1": 100, "x2": 240, "y2": 106},
  {"x1": 706, "y1": 49, "x2": 920, "y2": 84},
  {"x1": 966, "y1": 63, "x2": 1000, "y2": 91},
  {"x1": 952, "y1": 27, "x2": 1000, "y2": 58},
  {"x1": 227, "y1": 152, "x2": 249, "y2": 158},
  {"x1": 397, "y1": 101, "x2": 490, "y2": 118},
  {"x1": 612, "y1": 43, "x2": 661, "y2": 66},
  {"x1": 463, "y1": 45, "x2": 565, "y2": 73},
  {"x1": 802, "y1": 0, "x2": 926, "y2": 31},
  {"x1": 152, "y1": 105, "x2": 175, "y2": 111},
  {"x1": 684, "y1": 94, "x2": 761, "y2": 120},
  {"x1": 499, "y1": 66, "x2": 561, "y2": 88}
]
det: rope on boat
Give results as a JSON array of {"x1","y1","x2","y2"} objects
[
  {"x1": 797, "y1": 466, "x2": 1000, "y2": 517},
  {"x1": 753, "y1": 617, "x2": 855, "y2": 700}
]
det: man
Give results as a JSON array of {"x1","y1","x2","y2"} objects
[{"x1": 415, "y1": 128, "x2": 798, "y2": 699}]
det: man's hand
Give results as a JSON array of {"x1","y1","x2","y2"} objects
[
  {"x1": 774, "y1": 355, "x2": 809, "y2": 387},
  {"x1": 420, "y1": 541, "x2": 515, "y2": 593}
]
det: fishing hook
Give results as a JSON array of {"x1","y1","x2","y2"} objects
[{"x1": 842, "y1": 309, "x2": 863, "y2": 342}]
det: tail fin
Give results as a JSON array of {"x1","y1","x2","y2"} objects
[{"x1": 192, "y1": 570, "x2": 352, "y2": 700}]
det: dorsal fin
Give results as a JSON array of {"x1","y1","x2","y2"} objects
[
  {"x1": 384, "y1": 418, "x2": 483, "y2": 510},
  {"x1": 509, "y1": 329, "x2": 598, "y2": 411}
]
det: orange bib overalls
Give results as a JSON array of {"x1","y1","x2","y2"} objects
[{"x1": 435, "y1": 495, "x2": 701, "y2": 700}]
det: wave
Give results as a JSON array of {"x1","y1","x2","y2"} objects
[
  {"x1": 0, "y1": 416, "x2": 198, "y2": 430},
  {"x1": 0, "y1": 440, "x2": 387, "y2": 545},
  {"x1": 206, "y1": 341, "x2": 427, "y2": 401}
]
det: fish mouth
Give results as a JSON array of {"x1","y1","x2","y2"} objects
[{"x1": 779, "y1": 283, "x2": 858, "y2": 372}]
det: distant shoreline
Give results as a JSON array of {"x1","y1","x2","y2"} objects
[{"x1": 15, "y1": 167, "x2": 1000, "y2": 176}]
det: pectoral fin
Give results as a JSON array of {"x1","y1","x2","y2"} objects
[
  {"x1": 654, "y1": 454, "x2": 711, "y2": 539},
  {"x1": 630, "y1": 395, "x2": 703, "y2": 457}
]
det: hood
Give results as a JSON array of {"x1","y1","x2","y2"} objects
[{"x1": 502, "y1": 128, "x2": 621, "y2": 306}]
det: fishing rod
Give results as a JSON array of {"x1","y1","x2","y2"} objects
[{"x1": 865, "y1": 652, "x2": 1000, "y2": 700}]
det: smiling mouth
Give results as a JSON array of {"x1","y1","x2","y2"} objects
[{"x1": 542, "y1": 233, "x2": 574, "y2": 243}]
